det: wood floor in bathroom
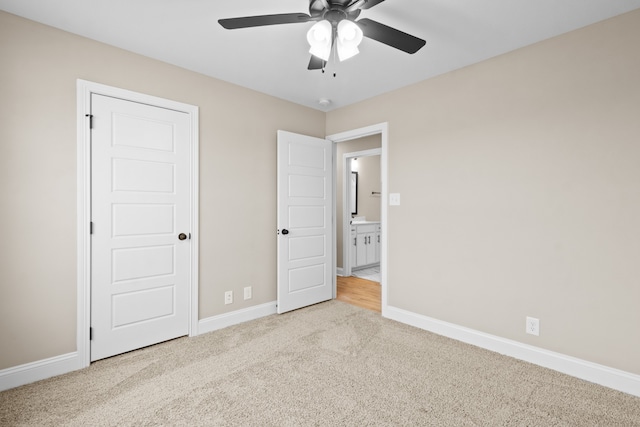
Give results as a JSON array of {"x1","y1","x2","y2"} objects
[{"x1": 336, "y1": 275, "x2": 381, "y2": 313}]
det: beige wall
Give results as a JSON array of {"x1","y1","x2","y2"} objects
[
  {"x1": 2, "y1": 7, "x2": 640, "y2": 379},
  {"x1": 327, "y1": 10, "x2": 640, "y2": 374},
  {"x1": 335, "y1": 135, "x2": 381, "y2": 269},
  {"x1": 355, "y1": 155, "x2": 381, "y2": 222},
  {"x1": 0, "y1": 11, "x2": 325, "y2": 370}
]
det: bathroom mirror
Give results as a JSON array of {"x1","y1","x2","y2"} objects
[{"x1": 350, "y1": 171, "x2": 358, "y2": 215}]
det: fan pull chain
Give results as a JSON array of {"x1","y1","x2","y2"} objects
[
  {"x1": 321, "y1": 65, "x2": 336, "y2": 77},
  {"x1": 332, "y1": 43, "x2": 338, "y2": 77},
  {"x1": 320, "y1": 61, "x2": 336, "y2": 77},
  {"x1": 331, "y1": 43, "x2": 338, "y2": 78}
]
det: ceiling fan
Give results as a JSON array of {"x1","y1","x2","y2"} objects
[{"x1": 218, "y1": 0, "x2": 426, "y2": 70}]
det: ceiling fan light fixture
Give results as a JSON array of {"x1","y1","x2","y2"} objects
[
  {"x1": 337, "y1": 20, "x2": 363, "y2": 61},
  {"x1": 307, "y1": 20, "x2": 332, "y2": 61},
  {"x1": 221, "y1": 1, "x2": 427, "y2": 72}
]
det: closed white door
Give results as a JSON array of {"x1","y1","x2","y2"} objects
[
  {"x1": 90, "y1": 94, "x2": 191, "y2": 361},
  {"x1": 277, "y1": 131, "x2": 333, "y2": 314}
]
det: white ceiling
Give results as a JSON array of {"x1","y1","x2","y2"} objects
[{"x1": 2, "y1": 0, "x2": 639, "y2": 111}]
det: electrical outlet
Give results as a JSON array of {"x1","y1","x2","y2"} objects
[
  {"x1": 526, "y1": 316, "x2": 540, "y2": 336},
  {"x1": 244, "y1": 286, "x2": 252, "y2": 300},
  {"x1": 224, "y1": 291, "x2": 233, "y2": 305}
]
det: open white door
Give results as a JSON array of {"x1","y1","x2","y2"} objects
[
  {"x1": 90, "y1": 94, "x2": 191, "y2": 361},
  {"x1": 277, "y1": 130, "x2": 333, "y2": 314}
]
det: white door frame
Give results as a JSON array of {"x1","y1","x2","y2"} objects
[
  {"x1": 76, "y1": 80, "x2": 199, "y2": 367},
  {"x1": 327, "y1": 123, "x2": 388, "y2": 315},
  {"x1": 342, "y1": 148, "x2": 382, "y2": 278}
]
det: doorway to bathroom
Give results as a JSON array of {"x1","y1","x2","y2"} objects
[
  {"x1": 342, "y1": 149, "x2": 381, "y2": 280},
  {"x1": 327, "y1": 123, "x2": 387, "y2": 315}
]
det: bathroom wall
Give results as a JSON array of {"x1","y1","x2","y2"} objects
[{"x1": 354, "y1": 155, "x2": 381, "y2": 222}]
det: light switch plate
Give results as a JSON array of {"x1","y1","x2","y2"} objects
[{"x1": 389, "y1": 193, "x2": 401, "y2": 206}]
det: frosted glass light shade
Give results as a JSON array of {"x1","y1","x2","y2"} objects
[
  {"x1": 337, "y1": 20, "x2": 363, "y2": 61},
  {"x1": 307, "y1": 20, "x2": 332, "y2": 61}
]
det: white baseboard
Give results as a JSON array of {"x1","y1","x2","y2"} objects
[
  {"x1": 6, "y1": 303, "x2": 636, "y2": 398},
  {"x1": 0, "y1": 352, "x2": 81, "y2": 392},
  {"x1": 336, "y1": 267, "x2": 344, "y2": 276},
  {"x1": 0, "y1": 302, "x2": 277, "y2": 392},
  {"x1": 385, "y1": 305, "x2": 640, "y2": 398},
  {"x1": 197, "y1": 301, "x2": 277, "y2": 335}
]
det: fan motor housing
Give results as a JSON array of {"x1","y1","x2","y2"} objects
[
  {"x1": 310, "y1": 0, "x2": 361, "y2": 22},
  {"x1": 324, "y1": 9, "x2": 348, "y2": 24}
]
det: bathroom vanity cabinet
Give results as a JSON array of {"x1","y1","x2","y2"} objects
[{"x1": 350, "y1": 222, "x2": 380, "y2": 269}]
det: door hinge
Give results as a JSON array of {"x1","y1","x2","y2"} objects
[
  {"x1": 90, "y1": 222, "x2": 94, "y2": 234},
  {"x1": 85, "y1": 114, "x2": 94, "y2": 129},
  {"x1": 89, "y1": 327, "x2": 93, "y2": 340}
]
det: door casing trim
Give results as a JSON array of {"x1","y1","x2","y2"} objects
[{"x1": 76, "y1": 79, "x2": 199, "y2": 367}]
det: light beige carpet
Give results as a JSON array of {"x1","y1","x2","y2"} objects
[{"x1": 1, "y1": 300, "x2": 639, "y2": 426}]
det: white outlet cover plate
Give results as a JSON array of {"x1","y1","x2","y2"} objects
[
  {"x1": 526, "y1": 316, "x2": 539, "y2": 336},
  {"x1": 389, "y1": 193, "x2": 401, "y2": 206}
]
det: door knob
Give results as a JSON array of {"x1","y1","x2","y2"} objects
[
  {"x1": 178, "y1": 233, "x2": 188, "y2": 240},
  {"x1": 281, "y1": 229, "x2": 289, "y2": 235}
]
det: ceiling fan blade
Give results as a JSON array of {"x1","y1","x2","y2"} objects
[
  {"x1": 308, "y1": 55, "x2": 326, "y2": 70},
  {"x1": 345, "y1": 0, "x2": 368, "y2": 13},
  {"x1": 360, "y1": 0, "x2": 387, "y2": 10},
  {"x1": 219, "y1": 13, "x2": 313, "y2": 30},
  {"x1": 357, "y1": 18, "x2": 426, "y2": 54}
]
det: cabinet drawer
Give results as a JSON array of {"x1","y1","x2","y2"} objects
[{"x1": 356, "y1": 224, "x2": 377, "y2": 234}]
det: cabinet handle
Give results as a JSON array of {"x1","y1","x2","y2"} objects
[
  {"x1": 354, "y1": 237, "x2": 357, "y2": 246},
  {"x1": 377, "y1": 235, "x2": 380, "y2": 243}
]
